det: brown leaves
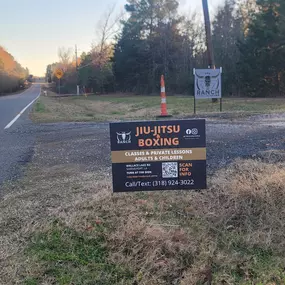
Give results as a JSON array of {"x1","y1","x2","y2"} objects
[{"x1": 0, "y1": 46, "x2": 28, "y2": 94}]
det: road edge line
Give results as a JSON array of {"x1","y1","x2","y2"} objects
[{"x1": 4, "y1": 89, "x2": 41, "y2": 130}]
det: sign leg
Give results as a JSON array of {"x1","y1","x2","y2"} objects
[
  {"x1": 194, "y1": 96, "x2": 196, "y2": 115},
  {"x1": 220, "y1": 97, "x2": 222, "y2": 112}
]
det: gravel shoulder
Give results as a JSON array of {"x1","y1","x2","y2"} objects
[{"x1": 34, "y1": 116, "x2": 285, "y2": 172}]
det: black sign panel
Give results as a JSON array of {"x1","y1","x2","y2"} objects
[{"x1": 110, "y1": 119, "x2": 206, "y2": 192}]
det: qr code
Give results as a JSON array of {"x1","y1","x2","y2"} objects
[{"x1": 162, "y1": 162, "x2": 178, "y2": 178}]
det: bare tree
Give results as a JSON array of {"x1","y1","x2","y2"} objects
[
  {"x1": 80, "y1": 5, "x2": 124, "y2": 93},
  {"x1": 58, "y1": 47, "x2": 73, "y2": 69},
  {"x1": 95, "y1": 4, "x2": 126, "y2": 53},
  {"x1": 78, "y1": 5, "x2": 125, "y2": 71}
]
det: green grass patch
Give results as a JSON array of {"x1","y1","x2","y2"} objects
[
  {"x1": 82, "y1": 94, "x2": 285, "y2": 114},
  {"x1": 111, "y1": 111, "x2": 125, "y2": 115},
  {"x1": 215, "y1": 244, "x2": 285, "y2": 283},
  {"x1": 31, "y1": 93, "x2": 285, "y2": 123},
  {"x1": 34, "y1": 100, "x2": 46, "y2": 113},
  {"x1": 25, "y1": 222, "x2": 133, "y2": 285},
  {"x1": 24, "y1": 277, "x2": 38, "y2": 285}
]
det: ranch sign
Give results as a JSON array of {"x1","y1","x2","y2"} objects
[{"x1": 194, "y1": 68, "x2": 222, "y2": 99}]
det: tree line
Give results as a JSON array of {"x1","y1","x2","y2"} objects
[
  {"x1": 0, "y1": 46, "x2": 30, "y2": 95},
  {"x1": 46, "y1": 0, "x2": 285, "y2": 97}
]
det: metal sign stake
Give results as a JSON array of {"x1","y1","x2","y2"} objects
[
  {"x1": 193, "y1": 68, "x2": 196, "y2": 115},
  {"x1": 220, "y1": 67, "x2": 223, "y2": 112}
]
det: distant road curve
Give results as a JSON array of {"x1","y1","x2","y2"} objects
[{"x1": 0, "y1": 84, "x2": 41, "y2": 130}]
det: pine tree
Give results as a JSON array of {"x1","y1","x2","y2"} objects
[
  {"x1": 212, "y1": 0, "x2": 244, "y2": 95},
  {"x1": 113, "y1": 0, "x2": 182, "y2": 94},
  {"x1": 239, "y1": 0, "x2": 285, "y2": 96}
]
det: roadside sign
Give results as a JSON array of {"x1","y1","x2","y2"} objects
[
  {"x1": 110, "y1": 119, "x2": 206, "y2": 193},
  {"x1": 55, "y1": 68, "x2": 64, "y2": 79},
  {"x1": 194, "y1": 68, "x2": 222, "y2": 99}
]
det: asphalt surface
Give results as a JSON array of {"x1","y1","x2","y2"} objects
[{"x1": 0, "y1": 85, "x2": 41, "y2": 185}]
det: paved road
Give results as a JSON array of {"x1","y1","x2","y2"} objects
[{"x1": 0, "y1": 85, "x2": 41, "y2": 185}]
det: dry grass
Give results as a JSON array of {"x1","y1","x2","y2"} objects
[
  {"x1": 31, "y1": 90, "x2": 285, "y2": 123},
  {"x1": 1, "y1": 153, "x2": 285, "y2": 284},
  {"x1": 0, "y1": 164, "x2": 109, "y2": 283}
]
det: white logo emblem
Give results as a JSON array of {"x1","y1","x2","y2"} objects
[
  {"x1": 196, "y1": 72, "x2": 220, "y2": 91},
  {"x1": 116, "y1": 132, "x2": 131, "y2": 144},
  {"x1": 186, "y1": 128, "x2": 198, "y2": 135},
  {"x1": 191, "y1": 128, "x2": 198, "y2": 135}
]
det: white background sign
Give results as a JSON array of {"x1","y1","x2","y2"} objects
[{"x1": 194, "y1": 68, "x2": 222, "y2": 99}]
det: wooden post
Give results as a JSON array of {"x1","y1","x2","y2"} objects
[{"x1": 202, "y1": 0, "x2": 217, "y2": 103}]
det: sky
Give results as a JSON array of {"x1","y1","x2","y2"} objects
[{"x1": 0, "y1": 0, "x2": 223, "y2": 76}]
